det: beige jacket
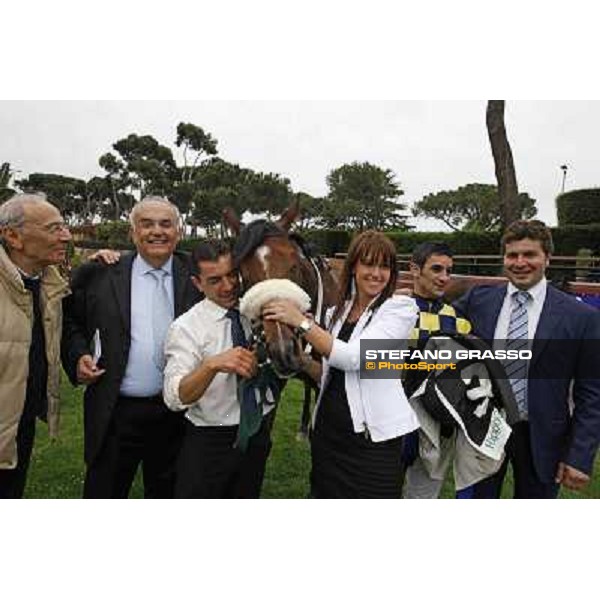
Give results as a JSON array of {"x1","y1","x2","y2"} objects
[{"x1": 0, "y1": 246, "x2": 70, "y2": 469}]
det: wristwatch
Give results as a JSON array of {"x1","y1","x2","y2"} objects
[{"x1": 297, "y1": 318, "x2": 313, "y2": 336}]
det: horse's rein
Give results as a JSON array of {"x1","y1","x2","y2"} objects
[{"x1": 302, "y1": 254, "x2": 325, "y2": 356}]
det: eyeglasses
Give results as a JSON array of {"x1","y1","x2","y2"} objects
[{"x1": 24, "y1": 220, "x2": 70, "y2": 234}]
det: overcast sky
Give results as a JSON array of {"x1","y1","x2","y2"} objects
[{"x1": 1, "y1": 100, "x2": 598, "y2": 230}]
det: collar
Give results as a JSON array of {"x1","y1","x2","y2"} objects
[
  {"x1": 134, "y1": 254, "x2": 174, "y2": 277},
  {"x1": 203, "y1": 297, "x2": 240, "y2": 321},
  {"x1": 16, "y1": 266, "x2": 41, "y2": 281},
  {"x1": 1, "y1": 246, "x2": 42, "y2": 280},
  {"x1": 348, "y1": 288, "x2": 384, "y2": 312},
  {"x1": 413, "y1": 294, "x2": 445, "y2": 313},
  {"x1": 506, "y1": 277, "x2": 546, "y2": 305},
  {"x1": 0, "y1": 246, "x2": 68, "y2": 299},
  {"x1": 336, "y1": 292, "x2": 383, "y2": 330}
]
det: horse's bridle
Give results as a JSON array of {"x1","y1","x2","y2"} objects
[
  {"x1": 246, "y1": 321, "x2": 298, "y2": 380},
  {"x1": 239, "y1": 250, "x2": 327, "y2": 379}
]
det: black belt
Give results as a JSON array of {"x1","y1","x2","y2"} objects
[{"x1": 119, "y1": 394, "x2": 163, "y2": 402}]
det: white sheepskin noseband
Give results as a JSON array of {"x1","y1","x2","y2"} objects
[{"x1": 239, "y1": 279, "x2": 311, "y2": 321}]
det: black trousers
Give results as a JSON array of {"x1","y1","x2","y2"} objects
[
  {"x1": 175, "y1": 412, "x2": 274, "y2": 499},
  {"x1": 84, "y1": 395, "x2": 185, "y2": 499},
  {"x1": 473, "y1": 422, "x2": 560, "y2": 499},
  {"x1": 0, "y1": 415, "x2": 36, "y2": 499}
]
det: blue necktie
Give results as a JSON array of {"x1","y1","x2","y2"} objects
[
  {"x1": 226, "y1": 308, "x2": 248, "y2": 348},
  {"x1": 225, "y1": 309, "x2": 261, "y2": 450},
  {"x1": 149, "y1": 268, "x2": 173, "y2": 370},
  {"x1": 504, "y1": 290, "x2": 530, "y2": 418}
]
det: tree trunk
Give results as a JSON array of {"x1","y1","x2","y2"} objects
[
  {"x1": 84, "y1": 183, "x2": 91, "y2": 223},
  {"x1": 110, "y1": 178, "x2": 120, "y2": 221},
  {"x1": 486, "y1": 100, "x2": 519, "y2": 228}
]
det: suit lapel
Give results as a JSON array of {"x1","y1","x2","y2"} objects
[
  {"x1": 172, "y1": 253, "x2": 190, "y2": 317},
  {"x1": 530, "y1": 286, "x2": 563, "y2": 369},
  {"x1": 110, "y1": 253, "x2": 134, "y2": 335},
  {"x1": 108, "y1": 252, "x2": 191, "y2": 332}
]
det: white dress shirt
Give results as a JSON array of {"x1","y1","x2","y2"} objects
[
  {"x1": 163, "y1": 298, "x2": 274, "y2": 427},
  {"x1": 493, "y1": 277, "x2": 547, "y2": 341},
  {"x1": 120, "y1": 255, "x2": 174, "y2": 396}
]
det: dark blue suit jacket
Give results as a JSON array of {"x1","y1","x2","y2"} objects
[{"x1": 454, "y1": 284, "x2": 600, "y2": 482}]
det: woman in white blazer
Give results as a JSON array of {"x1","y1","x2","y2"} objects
[{"x1": 263, "y1": 231, "x2": 420, "y2": 498}]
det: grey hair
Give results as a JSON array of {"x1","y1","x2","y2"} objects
[
  {"x1": 0, "y1": 193, "x2": 49, "y2": 229},
  {"x1": 129, "y1": 196, "x2": 182, "y2": 230}
]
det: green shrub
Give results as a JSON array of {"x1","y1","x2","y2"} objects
[
  {"x1": 551, "y1": 224, "x2": 600, "y2": 255},
  {"x1": 74, "y1": 239, "x2": 134, "y2": 250},
  {"x1": 177, "y1": 237, "x2": 206, "y2": 253},
  {"x1": 303, "y1": 229, "x2": 352, "y2": 255},
  {"x1": 576, "y1": 248, "x2": 593, "y2": 279},
  {"x1": 385, "y1": 230, "x2": 502, "y2": 255},
  {"x1": 95, "y1": 220, "x2": 131, "y2": 246},
  {"x1": 556, "y1": 188, "x2": 600, "y2": 226}
]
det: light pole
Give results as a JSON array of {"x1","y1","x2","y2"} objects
[{"x1": 560, "y1": 164, "x2": 568, "y2": 194}]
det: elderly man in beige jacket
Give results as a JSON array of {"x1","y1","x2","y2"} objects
[{"x1": 0, "y1": 193, "x2": 71, "y2": 498}]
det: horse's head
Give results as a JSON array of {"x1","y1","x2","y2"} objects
[
  {"x1": 239, "y1": 278, "x2": 312, "y2": 377},
  {"x1": 223, "y1": 201, "x2": 305, "y2": 285},
  {"x1": 223, "y1": 200, "x2": 322, "y2": 377}
]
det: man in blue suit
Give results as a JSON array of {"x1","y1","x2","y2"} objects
[{"x1": 454, "y1": 220, "x2": 600, "y2": 498}]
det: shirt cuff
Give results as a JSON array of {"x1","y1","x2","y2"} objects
[
  {"x1": 163, "y1": 372, "x2": 189, "y2": 412},
  {"x1": 328, "y1": 338, "x2": 361, "y2": 371}
]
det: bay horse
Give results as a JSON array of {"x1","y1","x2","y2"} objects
[{"x1": 223, "y1": 200, "x2": 339, "y2": 435}]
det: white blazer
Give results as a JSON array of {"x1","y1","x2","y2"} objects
[{"x1": 314, "y1": 294, "x2": 421, "y2": 442}]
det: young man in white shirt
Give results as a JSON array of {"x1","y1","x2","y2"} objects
[{"x1": 163, "y1": 239, "x2": 276, "y2": 498}]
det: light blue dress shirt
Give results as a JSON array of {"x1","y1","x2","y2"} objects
[{"x1": 120, "y1": 255, "x2": 174, "y2": 397}]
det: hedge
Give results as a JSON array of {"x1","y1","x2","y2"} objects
[
  {"x1": 304, "y1": 227, "x2": 600, "y2": 257},
  {"x1": 556, "y1": 188, "x2": 600, "y2": 226},
  {"x1": 551, "y1": 224, "x2": 600, "y2": 255},
  {"x1": 74, "y1": 226, "x2": 600, "y2": 258},
  {"x1": 94, "y1": 220, "x2": 131, "y2": 246},
  {"x1": 76, "y1": 239, "x2": 134, "y2": 250},
  {"x1": 300, "y1": 229, "x2": 504, "y2": 255}
]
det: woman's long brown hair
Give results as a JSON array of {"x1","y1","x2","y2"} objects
[{"x1": 329, "y1": 230, "x2": 398, "y2": 328}]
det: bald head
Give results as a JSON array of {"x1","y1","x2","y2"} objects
[
  {"x1": 1, "y1": 193, "x2": 71, "y2": 275},
  {"x1": 0, "y1": 193, "x2": 49, "y2": 231}
]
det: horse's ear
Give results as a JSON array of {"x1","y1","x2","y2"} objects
[
  {"x1": 223, "y1": 207, "x2": 241, "y2": 235},
  {"x1": 276, "y1": 197, "x2": 301, "y2": 231}
]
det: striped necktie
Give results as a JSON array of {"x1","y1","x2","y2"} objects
[
  {"x1": 149, "y1": 268, "x2": 173, "y2": 369},
  {"x1": 504, "y1": 290, "x2": 531, "y2": 418}
]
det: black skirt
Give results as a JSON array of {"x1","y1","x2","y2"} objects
[{"x1": 310, "y1": 320, "x2": 404, "y2": 499}]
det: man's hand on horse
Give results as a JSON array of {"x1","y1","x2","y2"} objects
[
  {"x1": 211, "y1": 347, "x2": 257, "y2": 379},
  {"x1": 262, "y1": 299, "x2": 305, "y2": 328}
]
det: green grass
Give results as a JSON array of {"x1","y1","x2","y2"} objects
[{"x1": 24, "y1": 377, "x2": 599, "y2": 498}]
